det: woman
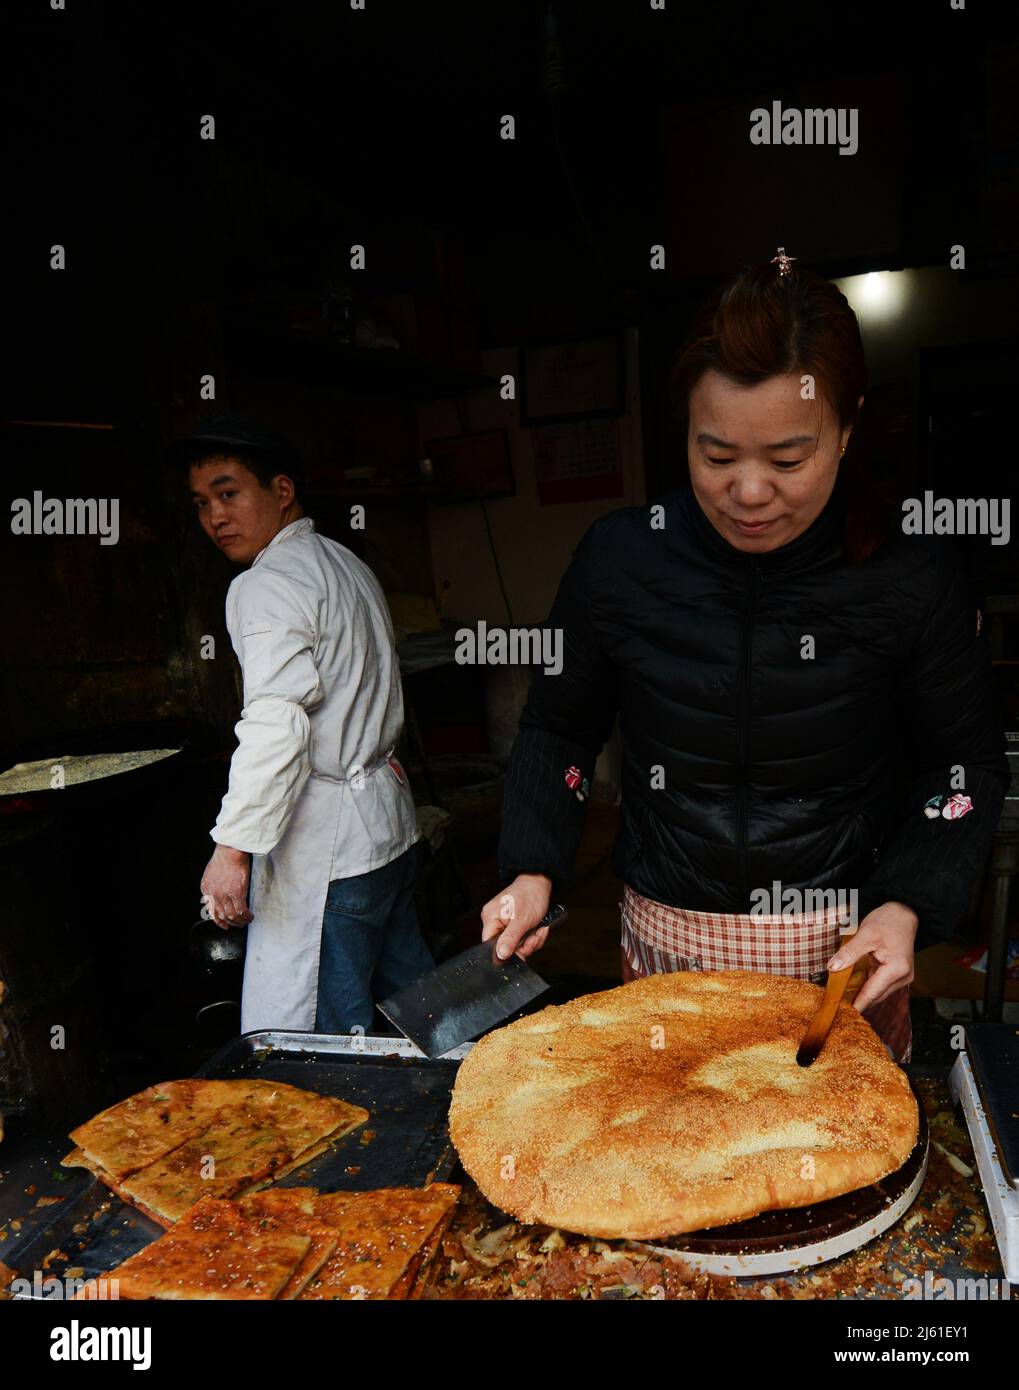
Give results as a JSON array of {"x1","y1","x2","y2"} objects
[{"x1": 483, "y1": 253, "x2": 1009, "y2": 1063}]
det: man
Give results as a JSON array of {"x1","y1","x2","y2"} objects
[{"x1": 172, "y1": 411, "x2": 432, "y2": 1034}]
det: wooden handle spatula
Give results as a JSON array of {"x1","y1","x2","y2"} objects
[{"x1": 796, "y1": 952, "x2": 874, "y2": 1067}]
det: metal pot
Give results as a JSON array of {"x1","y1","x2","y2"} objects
[{"x1": 189, "y1": 917, "x2": 247, "y2": 973}]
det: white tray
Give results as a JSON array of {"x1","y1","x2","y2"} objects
[{"x1": 950, "y1": 1051, "x2": 1019, "y2": 1284}]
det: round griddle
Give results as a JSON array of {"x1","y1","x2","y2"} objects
[
  {"x1": 0, "y1": 748, "x2": 181, "y2": 797},
  {"x1": 635, "y1": 1085, "x2": 929, "y2": 1277}
]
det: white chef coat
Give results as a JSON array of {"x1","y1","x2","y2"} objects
[{"x1": 210, "y1": 516, "x2": 420, "y2": 1032}]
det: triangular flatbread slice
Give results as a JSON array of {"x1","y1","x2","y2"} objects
[
  {"x1": 238, "y1": 1192, "x2": 338, "y2": 1299},
  {"x1": 238, "y1": 1186, "x2": 319, "y2": 1217},
  {"x1": 406, "y1": 1201, "x2": 458, "y2": 1299},
  {"x1": 58, "y1": 1149, "x2": 177, "y2": 1229},
  {"x1": 98, "y1": 1195, "x2": 311, "y2": 1300},
  {"x1": 231, "y1": 1122, "x2": 361, "y2": 1201},
  {"x1": 242, "y1": 1085, "x2": 368, "y2": 1162},
  {"x1": 297, "y1": 1184, "x2": 461, "y2": 1301}
]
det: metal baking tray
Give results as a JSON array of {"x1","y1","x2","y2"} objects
[
  {"x1": 4, "y1": 1030, "x2": 470, "y2": 1296},
  {"x1": 962, "y1": 1023, "x2": 1019, "y2": 1187}
]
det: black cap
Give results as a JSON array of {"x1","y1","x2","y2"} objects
[{"x1": 167, "y1": 411, "x2": 301, "y2": 472}]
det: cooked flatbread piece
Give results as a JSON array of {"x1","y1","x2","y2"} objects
[
  {"x1": 117, "y1": 1092, "x2": 367, "y2": 1225},
  {"x1": 395, "y1": 1202, "x2": 457, "y2": 1299},
  {"x1": 68, "y1": 1079, "x2": 236, "y2": 1180},
  {"x1": 449, "y1": 970, "x2": 919, "y2": 1240},
  {"x1": 100, "y1": 1196, "x2": 311, "y2": 1301},
  {"x1": 65, "y1": 1079, "x2": 368, "y2": 1218},
  {"x1": 239, "y1": 1186, "x2": 319, "y2": 1217},
  {"x1": 238, "y1": 1192, "x2": 339, "y2": 1299},
  {"x1": 80, "y1": 1185, "x2": 460, "y2": 1301},
  {"x1": 236, "y1": 1082, "x2": 368, "y2": 1165},
  {"x1": 297, "y1": 1184, "x2": 461, "y2": 1300},
  {"x1": 58, "y1": 1148, "x2": 177, "y2": 1229},
  {"x1": 119, "y1": 1118, "x2": 293, "y2": 1224}
]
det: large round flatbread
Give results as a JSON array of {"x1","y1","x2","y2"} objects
[{"x1": 449, "y1": 970, "x2": 919, "y2": 1240}]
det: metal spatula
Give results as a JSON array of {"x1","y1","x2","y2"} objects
[{"x1": 378, "y1": 904, "x2": 568, "y2": 1058}]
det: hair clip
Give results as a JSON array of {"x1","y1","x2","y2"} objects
[{"x1": 771, "y1": 246, "x2": 796, "y2": 276}]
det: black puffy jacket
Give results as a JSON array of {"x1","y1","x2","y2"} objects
[{"x1": 497, "y1": 478, "x2": 1009, "y2": 942}]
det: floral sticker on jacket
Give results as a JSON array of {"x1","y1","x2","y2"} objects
[
  {"x1": 941, "y1": 793, "x2": 973, "y2": 820},
  {"x1": 564, "y1": 765, "x2": 589, "y2": 801}
]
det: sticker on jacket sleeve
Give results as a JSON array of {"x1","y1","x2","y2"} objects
[
  {"x1": 564, "y1": 765, "x2": 589, "y2": 801},
  {"x1": 923, "y1": 794, "x2": 944, "y2": 820},
  {"x1": 941, "y1": 793, "x2": 973, "y2": 820}
]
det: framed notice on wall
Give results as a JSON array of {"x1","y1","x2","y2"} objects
[
  {"x1": 520, "y1": 334, "x2": 625, "y2": 425},
  {"x1": 534, "y1": 418, "x2": 624, "y2": 505}
]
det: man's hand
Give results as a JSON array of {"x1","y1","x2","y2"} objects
[
  {"x1": 481, "y1": 874, "x2": 553, "y2": 961},
  {"x1": 826, "y1": 901, "x2": 919, "y2": 1012},
  {"x1": 201, "y1": 844, "x2": 253, "y2": 929}
]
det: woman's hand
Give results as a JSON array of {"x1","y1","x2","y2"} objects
[
  {"x1": 201, "y1": 844, "x2": 253, "y2": 929},
  {"x1": 826, "y1": 901, "x2": 919, "y2": 1012},
  {"x1": 481, "y1": 874, "x2": 553, "y2": 961}
]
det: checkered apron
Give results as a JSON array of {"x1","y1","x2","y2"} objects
[{"x1": 620, "y1": 884, "x2": 912, "y2": 1063}]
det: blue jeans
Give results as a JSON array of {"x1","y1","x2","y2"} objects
[{"x1": 314, "y1": 841, "x2": 434, "y2": 1035}]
